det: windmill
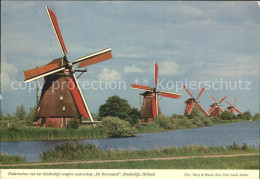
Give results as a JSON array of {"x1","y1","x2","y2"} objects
[
  {"x1": 131, "y1": 62, "x2": 181, "y2": 122},
  {"x1": 225, "y1": 97, "x2": 242, "y2": 114},
  {"x1": 183, "y1": 85, "x2": 208, "y2": 116},
  {"x1": 24, "y1": 6, "x2": 112, "y2": 127},
  {"x1": 207, "y1": 93, "x2": 226, "y2": 117}
]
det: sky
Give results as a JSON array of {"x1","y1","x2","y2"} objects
[{"x1": 1, "y1": 1, "x2": 260, "y2": 116}]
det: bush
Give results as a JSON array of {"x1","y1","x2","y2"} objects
[
  {"x1": 208, "y1": 116, "x2": 220, "y2": 122},
  {"x1": 241, "y1": 143, "x2": 249, "y2": 151},
  {"x1": 201, "y1": 118, "x2": 213, "y2": 126},
  {"x1": 227, "y1": 142, "x2": 240, "y2": 151},
  {"x1": 186, "y1": 106, "x2": 204, "y2": 119},
  {"x1": 221, "y1": 110, "x2": 236, "y2": 120},
  {"x1": 190, "y1": 117, "x2": 204, "y2": 127},
  {"x1": 154, "y1": 114, "x2": 176, "y2": 129},
  {"x1": 174, "y1": 117, "x2": 192, "y2": 128},
  {"x1": 171, "y1": 114, "x2": 184, "y2": 119},
  {"x1": 0, "y1": 153, "x2": 26, "y2": 164},
  {"x1": 67, "y1": 118, "x2": 79, "y2": 129},
  {"x1": 91, "y1": 113, "x2": 102, "y2": 121},
  {"x1": 253, "y1": 113, "x2": 260, "y2": 120},
  {"x1": 239, "y1": 111, "x2": 252, "y2": 120},
  {"x1": 41, "y1": 142, "x2": 98, "y2": 161},
  {"x1": 101, "y1": 116, "x2": 137, "y2": 137}
]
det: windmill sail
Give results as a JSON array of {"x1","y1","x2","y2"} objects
[
  {"x1": 131, "y1": 62, "x2": 181, "y2": 121},
  {"x1": 24, "y1": 58, "x2": 65, "y2": 83},
  {"x1": 76, "y1": 48, "x2": 112, "y2": 68},
  {"x1": 24, "y1": 6, "x2": 113, "y2": 127},
  {"x1": 183, "y1": 86, "x2": 208, "y2": 116},
  {"x1": 46, "y1": 6, "x2": 68, "y2": 55}
]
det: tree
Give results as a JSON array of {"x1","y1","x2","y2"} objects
[
  {"x1": 239, "y1": 111, "x2": 252, "y2": 120},
  {"x1": 253, "y1": 113, "x2": 260, "y2": 120},
  {"x1": 26, "y1": 105, "x2": 36, "y2": 126},
  {"x1": 99, "y1": 95, "x2": 140, "y2": 125},
  {"x1": 221, "y1": 110, "x2": 236, "y2": 120},
  {"x1": 125, "y1": 108, "x2": 140, "y2": 125},
  {"x1": 99, "y1": 95, "x2": 131, "y2": 119},
  {"x1": 15, "y1": 104, "x2": 26, "y2": 120}
]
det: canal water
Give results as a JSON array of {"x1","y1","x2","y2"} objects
[{"x1": 1, "y1": 121, "x2": 259, "y2": 162}]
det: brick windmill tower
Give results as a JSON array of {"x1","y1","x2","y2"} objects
[
  {"x1": 131, "y1": 62, "x2": 181, "y2": 122},
  {"x1": 207, "y1": 93, "x2": 226, "y2": 117},
  {"x1": 183, "y1": 85, "x2": 208, "y2": 116},
  {"x1": 24, "y1": 6, "x2": 112, "y2": 127},
  {"x1": 225, "y1": 97, "x2": 242, "y2": 114}
]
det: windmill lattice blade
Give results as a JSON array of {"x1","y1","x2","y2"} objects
[
  {"x1": 207, "y1": 93, "x2": 216, "y2": 102},
  {"x1": 159, "y1": 91, "x2": 181, "y2": 99},
  {"x1": 152, "y1": 95, "x2": 157, "y2": 117},
  {"x1": 196, "y1": 87, "x2": 205, "y2": 99},
  {"x1": 67, "y1": 77, "x2": 90, "y2": 120},
  {"x1": 208, "y1": 105, "x2": 216, "y2": 115},
  {"x1": 225, "y1": 100, "x2": 232, "y2": 106},
  {"x1": 68, "y1": 74, "x2": 94, "y2": 122},
  {"x1": 24, "y1": 58, "x2": 65, "y2": 82},
  {"x1": 196, "y1": 103, "x2": 208, "y2": 116},
  {"x1": 234, "y1": 97, "x2": 237, "y2": 107},
  {"x1": 131, "y1": 84, "x2": 153, "y2": 91},
  {"x1": 76, "y1": 48, "x2": 112, "y2": 68},
  {"x1": 154, "y1": 62, "x2": 158, "y2": 87},
  {"x1": 183, "y1": 85, "x2": 194, "y2": 98},
  {"x1": 46, "y1": 6, "x2": 68, "y2": 55},
  {"x1": 186, "y1": 101, "x2": 195, "y2": 115},
  {"x1": 234, "y1": 108, "x2": 242, "y2": 114},
  {"x1": 219, "y1": 106, "x2": 224, "y2": 113},
  {"x1": 218, "y1": 95, "x2": 227, "y2": 104}
]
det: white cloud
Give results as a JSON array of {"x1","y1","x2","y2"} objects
[
  {"x1": 1, "y1": 60, "x2": 18, "y2": 91},
  {"x1": 159, "y1": 61, "x2": 184, "y2": 76},
  {"x1": 98, "y1": 68, "x2": 121, "y2": 81},
  {"x1": 124, "y1": 64, "x2": 144, "y2": 73}
]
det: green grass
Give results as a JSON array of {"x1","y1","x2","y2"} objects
[
  {"x1": 1, "y1": 155, "x2": 258, "y2": 169},
  {"x1": 39, "y1": 142, "x2": 258, "y2": 163},
  {"x1": 0, "y1": 153, "x2": 26, "y2": 164},
  {"x1": 0, "y1": 126, "x2": 107, "y2": 141},
  {"x1": 0, "y1": 118, "x2": 256, "y2": 141},
  {"x1": 1, "y1": 142, "x2": 258, "y2": 169},
  {"x1": 136, "y1": 118, "x2": 254, "y2": 134}
]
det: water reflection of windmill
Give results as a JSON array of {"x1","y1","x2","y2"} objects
[
  {"x1": 207, "y1": 93, "x2": 226, "y2": 117},
  {"x1": 226, "y1": 97, "x2": 242, "y2": 114},
  {"x1": 23, "y1": 6, "x2": 112, "y2": 127},
  {"x1": 183, "y1": 85, "x2": 208, "y2": 116},
  {"x1": 131, "y1": 62, "x2": 181, "y2": 122}
]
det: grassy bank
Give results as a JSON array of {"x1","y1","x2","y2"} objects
[
  {"x1": 1, "y1": 118, "x2": 257, "y2": 141},
  {"x1": 39, "y1": 142, "x2": 259, "y2": 162},
  {"x1": 1, "y1": 142, "x2": 258, "y2": 169},
  {"x1": 136, "y1": 118, "x2": 252, "y2": 133},
  {"x1": 0, "y1": 126, "x2": 107, "y2": 141},
  {"x1": 0, "y1": 153, "x2": 26, "y2": 164},
  {"x1": 4, "y1": 155, "x2": 258, "y2": 169}
]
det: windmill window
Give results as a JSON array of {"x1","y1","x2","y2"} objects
[
  {"x1": 62, "y1": 106, "x2": 66, "y2": 111},
  {"x1": 60, "y1": 95, "x2": 63, "y2": 100},
  {"x1": 38, "y1": 107, "x2": 40, "y2": 111}
]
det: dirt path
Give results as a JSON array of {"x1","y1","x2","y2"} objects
[{"x1": 1, "y1": 153, "x2": 259, "y2": 167}]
